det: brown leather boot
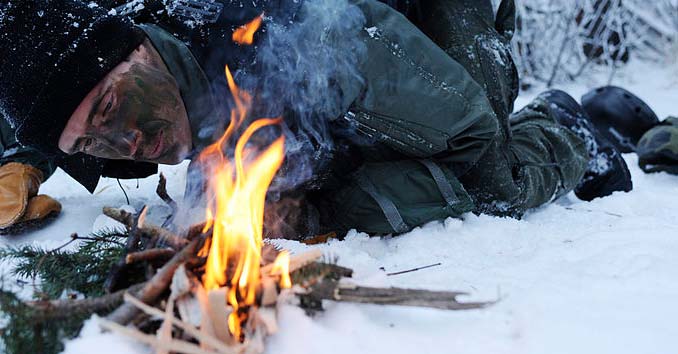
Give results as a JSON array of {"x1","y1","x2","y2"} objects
[{"x1": 0, "y1": 163, "x2": 61, "y2": 234}]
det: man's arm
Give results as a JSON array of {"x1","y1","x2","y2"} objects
[
  {"x1": 0, "y1": 119, "x2": 61, "y2": 233},
  {"x1": 0, "y1": 118, "x2": 56, "y2": 180},
  {"x1": 341, "y1": 0, "x2": 500, "y2": 176}
]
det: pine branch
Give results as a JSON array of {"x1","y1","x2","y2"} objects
[
  {"x1": 26, "y1": 283, "x2": 146, "y2": 320},
  {"x1": 0, "y1": 230, "x2": 131, "y2": 299}
]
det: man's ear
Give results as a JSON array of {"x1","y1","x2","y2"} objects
[
  {"x1": 130, "y1": 37, "x2": 167, "y2": 70},
  {"x1": 124, "y1": 37, "x2": 153, "y2": 63}
]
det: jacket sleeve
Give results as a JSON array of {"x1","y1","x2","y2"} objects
[
  {"x1": 339, "y1": 0, "x2": 500, "y2": 176},
  {"x1": 0, "y1": 118, "x2": 56, "y2": 180}
]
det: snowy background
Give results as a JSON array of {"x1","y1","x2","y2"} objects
[
  {"x1": 4, "y1": 0, "x2": 678, "y2": 349},
  {"x1": 0, "y1": 58, "x2": 674, "y2": 354}
]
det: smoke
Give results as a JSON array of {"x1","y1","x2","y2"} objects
[
  {"x1": 237, "y1": 0, "x2": 367, "y2": 193},
  {"x1": 175, "y1": 0, "x2": 368, "y2": 234}
]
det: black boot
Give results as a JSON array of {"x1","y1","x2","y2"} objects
[
  {"x1": 540, "y1": 90, "x2": 632, "y2": 201},
  {"x1": 581, "y1": 86, "x2": 660, "y2": 153}
]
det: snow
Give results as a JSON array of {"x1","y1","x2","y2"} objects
[{"x1": 3, "y1": 60, "x2": 678, "y2": 354}]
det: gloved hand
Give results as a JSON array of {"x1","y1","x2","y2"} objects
[
  {"x1": 637, "y1": 117, "x2": 678, "y2": 175},
  {"x1": 0, "y1": 162, "x2": 61, "y2": 233}
]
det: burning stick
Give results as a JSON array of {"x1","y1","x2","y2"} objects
[
  {"x1": 107, "y1": 237, "x2": 203, "y2": 325},
  {"x1": 261, "y1": 249, "x2": 323, "y2": 275},
  {"x1": 122, "y1": 293, "x2": 232, "y2": 353},
  {"x1": 99, "y1": 319, "x2": 219, "y2": 354}
]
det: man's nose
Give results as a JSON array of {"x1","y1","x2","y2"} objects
[
  {"x1": 121, "y1": 130, "x2": 142, "y2": 158},
  {"x1": 102, "y1": 130, "x2": 142, "y2": 158}
]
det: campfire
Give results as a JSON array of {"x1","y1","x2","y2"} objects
[
  {"x1": 196, "y1": 62, "x2": 287, "y2": 344},
  {"x1": 75, "y1": 15, "x2": 492, "y2": 354}
]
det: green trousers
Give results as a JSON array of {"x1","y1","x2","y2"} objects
[
  {"x1": 459, "y1": 97, "x2": 588, "y2": 217},
  {"x1": 420, "y1": 0, "x2": 587, "y2": 216}
]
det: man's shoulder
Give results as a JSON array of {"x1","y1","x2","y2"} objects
[{"x1": 117, "y1": 1, "x2": 296, "y2": 35}]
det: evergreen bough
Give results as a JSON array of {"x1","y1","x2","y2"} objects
[{"x1": 0, "y1": 228, "x2": 145, "y2": 354}]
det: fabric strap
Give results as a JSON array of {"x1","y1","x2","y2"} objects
[
  {"x1": 355, "y1": 171, "x2": 409, "y2": 233},
  {"x1": 417, "y1": 159, "x2": 459, "y2": 206}
]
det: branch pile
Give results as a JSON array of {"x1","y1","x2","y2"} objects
[{"x1": 0, "y1": 176, "x2": 492, "y2": 354}]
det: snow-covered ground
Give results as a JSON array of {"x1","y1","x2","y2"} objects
[{"x1": 2, "y1": 60, "x2": 677, "y2": 354}]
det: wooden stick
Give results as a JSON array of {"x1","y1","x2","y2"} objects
[
  {"x1": 26, "y1": 283, "x2": 145, "y2": 319},
  {"x1": 107, "y1": 237, "x2": 203, "y2": 325},
  {"x1": 186, "y1": 221, "x2": 208, "y2": 241},
  {"x1": 125, "y1": 248, "x2": 176, "y2": 265},
  {"x1": 301, "y1": 232, "x2": 338, "y2": 245},
  {"x1": 99, "y1": 319, "x2": 220, "y2": 354},
  {"x1": 103, "y1": 207, "x2": 189, "y2": 250},
  {"x1": 104, "y1": 207, "x2": 148, "y2": 292},
  {"x1": 306, "y1": 278, "x2": 492, "y2": 311},
  {"x1": 337, "y1": 285, "x2": 492, "y2": 310},
  {"x1": 123, "y1": 294, "x2": 234, "y2": 354},
  {"x1": 261, "y1": 249, "x2": 323, "y2": 275},
  {"x1": 156, "y1": 173, "x2": 179, "y2": 215}
]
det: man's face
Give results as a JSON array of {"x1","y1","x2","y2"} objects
[{"x1": 59, "y1": 47, "x2": 192, "y2": 165}]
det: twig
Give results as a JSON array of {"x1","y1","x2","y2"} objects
[
  {"x1": 99, "y1": 319, "x2": 218, "y2": 354},
  {"x1": 26, "y1": 283, "x2": 146, "y2": 320},
  {"x1": 125, "y1": 248, "x2": 176, "y2": 265},
  {"x1": 156, "y1": 173, "x2": 179, "y2": 215},
  {"x1": 564, "y1": 207, "x2": 623, "y2": 218},
  {"x1": 127, "y1": 205, "x2": 147, "y2": 251},
  {"x1": 123, "y1": 294, "x2": 234, "y2": 354},
  {"x1": 301, "y1": 232, "x2": 338, "y2": 245},
  {"x1": 186, "y1": 221, "x2": 208, "y2": 241},
  {"x1": 107, "y1": 237, "x2": 203, "y2": 325},
  {"x1": 305, "y1": 278, "x2": 493, "y2": 311},
  {"x1": 50, "y1": 233, "x2": 80, "y2": 253},
  {"x1": 386, "y1": 263, "x2": 442, "y2": 276},
  {"x1": 103, "y1": 207, "x2": 189, "y2": 250},
  {"x1": 75, "y1": 236, "x2": 126, "y2": 246},
  {"x1": 261, "y1": 249, "x2": 323, "y2": 275},
  {"x1": 104, "y1": 207, "x2": 148, "y2": 293}
]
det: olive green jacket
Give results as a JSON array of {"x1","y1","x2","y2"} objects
[{"x1": 0, "y1": 0, "x2": 511, "y2": 236}]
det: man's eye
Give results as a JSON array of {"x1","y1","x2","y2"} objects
[
  {"x1": 103, "y1": 101, "x2": 113, "y2": 116},
  {"x1": 82, "y1": 138, "x2": 94, "y2": 151}
]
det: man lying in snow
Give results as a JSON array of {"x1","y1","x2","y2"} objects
[{"x1": 0, "y1": 0, "x2": 639, "y2": 237}]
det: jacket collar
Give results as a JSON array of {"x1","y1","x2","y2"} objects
[{"x1": 138, "y1": 24, "x2": 226, "y2": 156}]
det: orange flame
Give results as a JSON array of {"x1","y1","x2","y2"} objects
[
  {"x1": 232, "y1": 14, "x2": 263, "y2": 45},
  {"x1": 198, "y1": 65, "x2": 287, "y2": 340},
  {"x1": 270, "y1": 251, "x2": 292, "y2": 289}
]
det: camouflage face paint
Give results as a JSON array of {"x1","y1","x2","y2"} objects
[{"x1": 80, "y1": 62, "x2": 192, "y2": 164}]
